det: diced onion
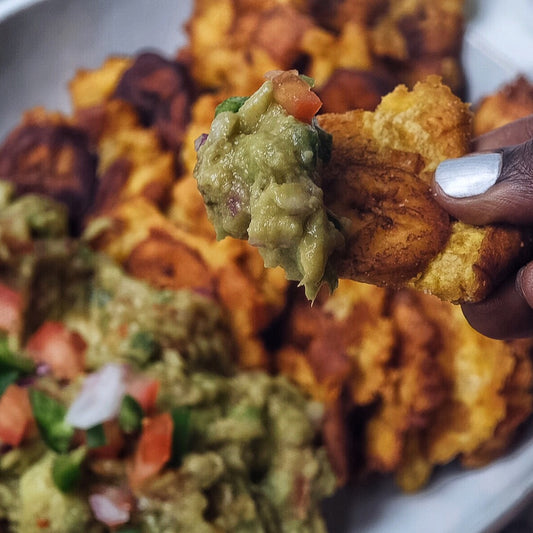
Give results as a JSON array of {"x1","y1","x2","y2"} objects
[
  {"x1": 89, "y1": 493, "x2": 130, "y2": 527},
  {"x1": 36, "y1": 362, "x2": 51, "y2": 376},
  {"x1": 65, "y1": 364, "x2": 127, "y2": 429},
  {"x1": 194, "y1": 133, "x2": 208, "y2": 151}
]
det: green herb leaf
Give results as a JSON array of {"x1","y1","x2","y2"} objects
[
  {"x1": 312, "y1": 119, "x2": 333, "y2": 165},
  {"x1": 169, "y1": 406, "x2": 191, "y2": 467},
  {"x1": 52, "y1": 446, "x2": 86, "y2": 493},
  {"x1": 0, "y1": 370, "x2": 19, "y2": 397},
  {"x1": 0, "y1": 336, "x2": 35, "y2": 374},
  {"x1": 215, "y1": 96, "x2": 249, "y2": 116},
  {"x1": 118, "y1": 394, "x2": 144, "y2": 433},
  {"x1": 29, "y1": 389, "x2": 74, "y2": 453},
  {"x1": 90, "y1": 286, "x2": 112, "y2": 308},
  {"x1": 299, "y1": 74, "x2": 315, "y2": 87},
  {"x1": 128, "y1": 331, "x2": 160, "y2": 366},
  {"x1": 86, "y1": 423, "x2": 107, "y2": 448}
]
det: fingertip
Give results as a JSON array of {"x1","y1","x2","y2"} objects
[
  {"x1": 461, "y1": 274, "x2": 533, "y2": 339},
  {"x1": 516, "y1": 262, "x2": 533, "y2": 309},
  {"x1": 473, "y1": 114, "x2": 533, "y2": 152}
]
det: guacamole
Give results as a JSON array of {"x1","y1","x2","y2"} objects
[
  {"x1": 194, "y1": 73, "x2": 345, "y2": 300},
  {"x1": 0, "y1": 190, "x2": 337, "y2": 532}
]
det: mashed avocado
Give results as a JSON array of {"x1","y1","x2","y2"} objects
[
  {"x1": 17, "y1": 453, "x2": 95, "y2": 533},
  {"x1": 0, "y1": 189, "x2": 337, "y2": 532},
  {"x1": 194, "y1": 76, "x2": 345, "y2": 299}
]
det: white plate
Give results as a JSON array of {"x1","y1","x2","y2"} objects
[{"x1": 1, "y1": 1, "x2": 533, "y2": 532}]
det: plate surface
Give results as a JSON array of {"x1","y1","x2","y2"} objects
[{"x1": 1, "y1": 1, "x2": 533, "y2": 532}]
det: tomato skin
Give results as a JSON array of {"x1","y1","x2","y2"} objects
[
  {"x1": 0, "y1": 384, "x2": 35, "y2": 446},
  {"x1": 0, "y1": 283, "x2": 23, "y2": 335},
  {"x1": 128, "y1": 412, "x2": 173, "y2": 489},
  {"x1": 26, "y1": 321, "x2": 86, "y2": 380},
  {"x1": 126, "y1": 376, "x2": 160, "y2": 413},
  {"x1": 270, "y1": 70, "x2": 322, "y2": 123}
]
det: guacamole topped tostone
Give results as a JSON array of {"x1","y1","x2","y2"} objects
[{"x1": 194, "y1": 71, "x2": 345, "y2": 300}]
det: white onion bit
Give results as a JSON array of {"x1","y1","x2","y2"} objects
[
  {"x1": 89, "y1": 493, "x2": 130, "y2": 527},
  {"x1": 65, "y1": 363, "x2": 127, "y2": 429}
]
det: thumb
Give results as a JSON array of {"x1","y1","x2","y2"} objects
[{"x1": 433, "y1": 137, "x2": 533, "y2": 226}]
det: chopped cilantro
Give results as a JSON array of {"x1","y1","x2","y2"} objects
[
  {"x1": 169, "y1": 406, "x2": 191, "y2": 467},
  {"x1": 52, "y1": 446, "x2": 86, "y2": 493},
  {"x1": 128, "y1": 330, "x2": 160, "y2": 365},
  {"x1": 0, "y1": 370, "x2": 19, "y2": 397},
  {"x1": 118, "y1": 394, "x2": 144, "y2": 433},
  {"x1": 29, "y1": 389, "x2": 74, "y2": 453},
  {"x1": 215, "y1": 96, "x2": 249, "y2": 116},
  {"x1": 86, "y1": 424, "x2": 107, "y2": 448},
  {"x1": 0, "y1": 336, "x2": 35, "y2": 374}
]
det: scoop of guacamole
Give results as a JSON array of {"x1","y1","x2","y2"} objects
[{"x1": 194, "y1": 76, "x2": 345, "y2": 300}]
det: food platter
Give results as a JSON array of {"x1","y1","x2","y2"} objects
[{"x1": 1, "y1": 0, "x2": 533, "y2": 532}]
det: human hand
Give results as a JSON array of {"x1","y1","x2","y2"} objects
[{"x1": 433, "y1": 115, "x2": 533, "y2": 339}]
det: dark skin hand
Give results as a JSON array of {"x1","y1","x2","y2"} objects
[{"x1": 433, "y1": 114, "x2": 533, "y2": 339}]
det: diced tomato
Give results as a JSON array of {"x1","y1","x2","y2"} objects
[
  {"x1": 128, "y1": 412, "x2": 173, "y2": 489},
  {"x1": 0, "y1": 384, "x2": 35, "y2": 446},
  {"x1": 126, "y1": 375, "x2": 160, "y2": 413},
  {"x1": 89, "y1": 421, "x2": 125, "y2": 459},
  {"x1": 26, "y1": 321, "x2": 86, "y2": 380},
  {"x1": 0, "y1": 283, "x2": 23, "y2": 335},
  {"x1": 118, "y1": 323, "x2": 129, "y2": 338},
  {"x1": 270, "y1": 70, "x2": 322, "y2": 123}
]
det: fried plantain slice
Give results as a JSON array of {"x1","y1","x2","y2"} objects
[
  {"x1": 125, "y1": 228, "x2": 216, "y2": 295},
  {"x1": 473, "y1": 75, "x2": 533, "y2": 137},
  {"x1": 318, "y1": 76, "x2": 533, "y2": 302},
  {"x1": 319, "y1": 112, "x2": 451, "y2": 285}
]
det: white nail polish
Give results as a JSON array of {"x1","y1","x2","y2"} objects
[{"x1": 435, "y1": 152, "x2": 502, "y2": 198}]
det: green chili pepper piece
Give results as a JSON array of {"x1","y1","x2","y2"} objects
[
  {"x1": 29, "y1": 389, "x2": 74, "y2": 453},
  {"x1": 0, "y1": 336, "x2": 35, "y2": 374},
  {"x1": 0, "y1": 370, "x2": 19, "y2": 397},
  {"x1": 52, "y1": 446, "x2": 86, "y2": 493},
  {"x1": 169, "y1": 406, "x2": 191, "y2": 467},
  {"x1": 118, "y1": 394, "x2": 144, "y2": 433}
]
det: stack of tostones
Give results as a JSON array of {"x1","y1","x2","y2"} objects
[
  {"x1": 184, "y1": 0, "x2": 466, "y2": 115},
  {"x1": 67, "y1": 52, "x2": 289, "y2": 371},
  {"x1": 278, "y1": 281, "x2": 533, "y2": 491},
  {"x1": 473, "y1": 75, "x2": 533, "y2": 136}
]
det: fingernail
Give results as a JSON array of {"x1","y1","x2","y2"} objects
[{"x1": 435, "y1": 152, "x2": 502, "y2": 198}]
